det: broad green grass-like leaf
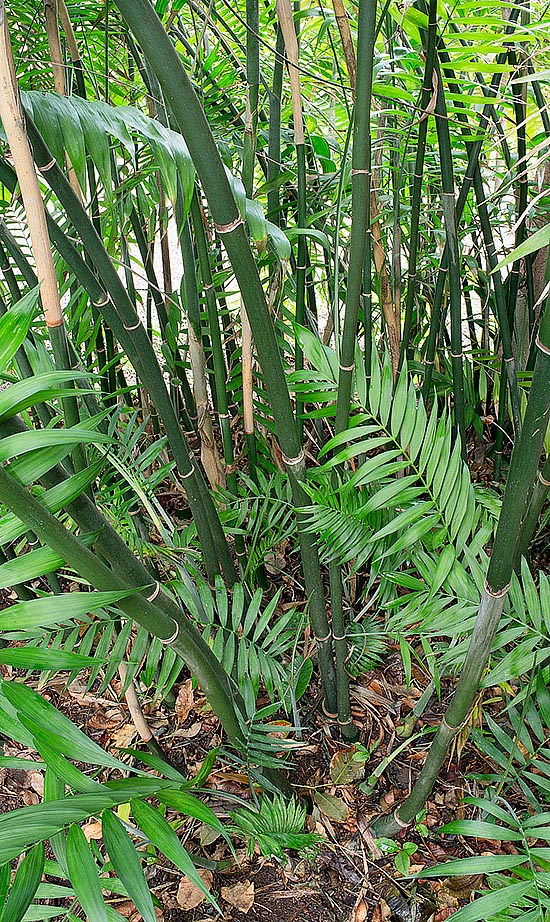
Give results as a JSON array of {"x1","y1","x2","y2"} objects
[
  {"x1": 0, "y1": 287, "x2": 39, "y2": 377},
  {"x1": 0, "y1": 589, "x2": 138, "y2": 631},
  {"x1": 101, "y1": 809, "x2": 156, "y2": 922},
  {"x1": 415, "y1": 854, "x2": 528, "y2": 877},
  {"x1": 156, "y1": 789, "x2": 230, "y2": 842},
  {"x1": 0, "y1": 371, "x2": 91, "y2": 423},
  {"x1": 1, "y1": 843, "x2": 44, "y2": 922},
  {"x1": 439, "y1": 820, "x2": 523, "y2": 841},
  {"x1": 0, "y1": 781, "x2": 176, "y2": 864},
  {"x1": 66, "y1": 824, "x2": 109, "y2": 922},
  {"x1": 130, "y1": 799, "x2": 220, "y2": 910},
  {"x1": 495, "y1": 223, "x2": 550, "y2": 273},
  {"x1": 0, "y1": 649, "x2": 104, "y2": 670},
  {"x1": 0, "y1": 547, "x2": 67, "y2": 588},
  {"x1": 439, "y1": 879, "x2": 534, "y2": 922},
  {"x1": 0, "y1": 419, "x2": 112, "y2": 463},
  {"x1": 0, "y1": 681, "x2": 129, "y2": 771}
]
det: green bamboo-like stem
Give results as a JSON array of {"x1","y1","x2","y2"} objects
[
  {"x1": 472, "y1": 170, "x2": 521, "y2": 435},
  {"x1": 334, "y1": 0, "x2": 376, "y2": 432},
  {"x1": 328, "y1": 0, "x2": 377, "y2": 738},
  {"x1": 114, "y1": 0, "x2": 337, "y2": 713},
  {"x1": 122, "y1": 39, "x2": 199, "y2": 426},
  {"x1": 514, "y1": 452, "x2": 550, "y2": 570},
  {"x1": 128, "y1": 205, "x2": 197, "y2": 431},
  {"x1": 373, "y1": 301, "x2": 550, "y2": 836},
  {"x1": 267, "y1": 28, "x2": 285, "y2": 226},
  {"x1": 295, "y1": 142, "x2": 307, "y2": 440},
  {"x1": 0, "y1": 450, "x2": 290, "y2": 796},
  {"x1": 421, "y1": 8, "x2": 521, "y2": 401},
  {"x1": 189, "y1": 191, "x2": 236, "y2": 482},
  {"x1": 0, "y1": 14, "x2": 86, "y2": 474},
  {"x1": 21, "y1": 122, "x2": 236, "y2": 588},
  {"x1": 241, "y1": 0, "x2": 262, "y2": 481},
  {"x1": 399, "y1": 0, "x2": 437, "y2": 367},
  {"x1": 189, "y1": 192, "x2": 250, "y2": 573},
  {"x1": 433, "y1": 51, "x2": 522, "y2": 434},
  {"x1": 505, "y1": 45, "x2": 529, "y2": 347},
  {"x1": 58, "y1": 11, "x2": 111, "y2": 391},
  {"x1": 529, "y1": 64, "x2": 550, "y2": 136},
  {"x1": 433, "y1": 62, "x2": 465, "y2": 453},
  {"x1": 179, "y1": 216, "x2": 225, "y2": 491},
  {"x1": 275, "y1": 0, "x2": 307, "y2": 437}
]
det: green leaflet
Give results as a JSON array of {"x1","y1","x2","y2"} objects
[
  {"x1": 0, "y1": 287, "x2": 39, "y2": 376},
  {"x1": 1, "y1": 843, "x2": 45, "y2": 922},
  {"x1": 0, "y1": 589, "x2": 138, "y2": 631},
  {"x1": 66, "y1": 825, "x2": 109, "y2": 922},
  {"x1": 101, "y1": 810, "x2": 156, "y2": 922},
  {"x1": 130, "y1": 798, "x2": 219, "y2": 910}
]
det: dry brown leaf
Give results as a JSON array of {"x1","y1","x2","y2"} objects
[
  {"x1": 313, "y1": 790, "x2": 348, "y2": 822},
  {"x1": 176, "y1": 869, "x2": 213, "y2": 910},
  {"x1": 330, "y1": 747, "x2": 364, "y2": 785},
  {"x1": 82, "y1": 821, "x2": 103, "y2": 841},
  {"x1": 221, "y1": 879, "x2": 255, "y2": 914},
  {"x1": 113, "y1": 901, "x2": 142, "y2": 920},
  {"x1": 29, "y1": 770, "x2": 44, "y2": 797},
  {"x1": 175, "y1": 679, "x2": 194, "y2": 723},
  {"x1": 354, "y1": 898, "x2": 369, "y2": 922},
  {"x1": 174, "y1": 720, "x2": 202, "y2": 739},
  {"x1": 110, "y1": 722, "x2": 138, "y2": 749}
]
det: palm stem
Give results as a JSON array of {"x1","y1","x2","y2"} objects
[
  {"x1": 114, "y1": 0, "x2": 337, "y2": 713},
  {"x1": 373, "y1": 300, "x2": 550, "y2": 835}
]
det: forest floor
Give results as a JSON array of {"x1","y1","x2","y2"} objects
[
  {"x1": 2, "y1": 438, "x2": 547, "y2": 921},
  {"x1": 0, "y1": 619, "x2": 522, "y2": 922}
]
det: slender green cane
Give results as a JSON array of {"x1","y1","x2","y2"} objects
[
  {"x1": 267, "y1": 28, "x2": 285, "y2": 226},
  {"x1": 373, "y1": 300, "x2": 550, "y2": 836},
  {"x1": 241, "y1": 0, "x2": 262, "y2": 478},
  {"x1": 23, "y1": 118, "x2": 238, "y2": 587},
  {"x1": 189, "y1": 191, "x2": 236, "y2": 483},
  {"x1": 114, "y1": 0, "x2": 337, "y2": 713},
  {"x1": 514, "y1": 451, "x2": 550, "y2": 570},
  {"x1": 399, "y1": 0, "x2": 437, "y2": 367},
  {"x1": 0, "y1": 453, "x2": 290, "y2": 795},
  {"x1": 128, "y1": 206, "x2": 197, "y2": 431},
  {"x1": 334, "y1": 0, "x2": 376, "y2": 432},
  {"x1": 433, "y1": 62, "x2": 465, "y2": 453},
  {"x1": 434, "y1": 52, "x2": 521, "y2": 434},
  {"x1": 328, "y1": 0, "x2": 377, "y2": 737},
  {"x1": 421, "y1": 7, "x2": 521, "y2": 402}
]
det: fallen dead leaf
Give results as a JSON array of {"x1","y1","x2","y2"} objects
[
  {"x1": 354, "y1": 898, "x2": 369, "y2": 922},
  {"x1": 221, "y1": 879, "x2": 255, "y2": 914},
  {"x1": 177, "y1": 869, "x2": 213, "y2": 910},
  {"x1": 175, "y1": 679, "x2": 194, "y2": 723},
  {"x1": 29, "y1": 770, "x2": 44, "y2": 797},
  {"x1": 111, "y1": 722, "x2": 138, "y2": 749},
  {"x1": 313, "y1": 790, "x2": 349, "y2": 822},
  {"x1": 174, "y1": 720, "x2": 202, "y2": 739},
  {"x1": 330, "y1": 747, "x2": 365, "y2": 785},
  {"x1": 82, "y1": 821, "x2": 103, "y2": 841}
]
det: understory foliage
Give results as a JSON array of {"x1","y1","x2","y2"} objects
[{"x1": 0, "y1": 0, "x2": 549, "y2": 918}]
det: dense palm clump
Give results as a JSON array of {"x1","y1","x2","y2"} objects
[{"x1": 0, "y1": 0, "x2": 549, "y2": 918}]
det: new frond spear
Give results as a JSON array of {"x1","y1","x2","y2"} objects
[
  {"x1": 113, "y1": 0, "x2": 337, "y2": 714},
  {"x1": 373, "y1": 298, "x2": 550, "y2": 837}
]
